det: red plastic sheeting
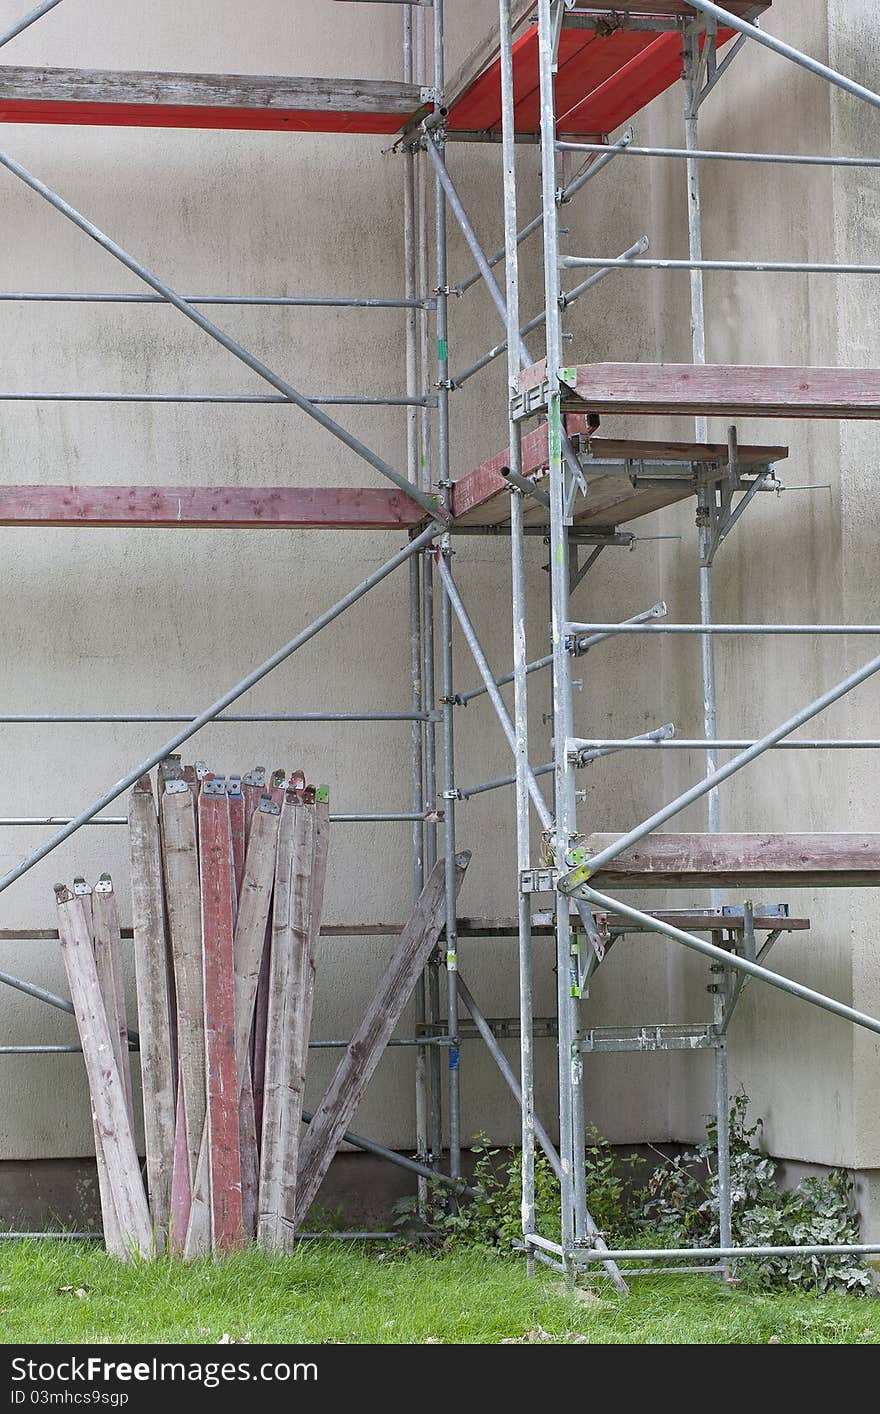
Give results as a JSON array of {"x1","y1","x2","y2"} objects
[
  {"x1": 447, "y1": 25, "x2": 734, "y2": 137},
  {"x1": 0, "y1": 99, "x2": 414, "y2": 134}
]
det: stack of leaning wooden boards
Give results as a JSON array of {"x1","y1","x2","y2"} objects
[{"x1": 55, "y1": 759, "x2": 469, "y2": 1259}]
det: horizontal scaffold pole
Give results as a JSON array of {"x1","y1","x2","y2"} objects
[
  {"x1": 556, "y1": 140, "x2": 880, "y2": 170},
  {"x1": 0, "y1": 524, "x2": 438, "y2": 897},
  {"x1": 0, "y1": 147, "x2": 443, "y2": 522},
  {"x1": 559, "y1": 646, "x2": 880, "y2": 892},
  {"x1": 560, "y1": 255, "x2": 880, "y2": 277},
  {"x1": 458, "y1": 602, "x2": 666, "y2": 707},
  {"x1": 0, "y1": 292, "x2": 433, "y2": 308}
]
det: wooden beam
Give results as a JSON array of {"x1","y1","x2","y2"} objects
[
  {"x1": 198, "y1": 782, "x2": 243, "y2": 1254},
  {"x1": 0, "y1": 67, "x2": 427, "y2": 133},
  {"x1": 258, "y1": 796, "x2": 319, "y2": 1251},
  {"x1": 0, "y1": 485, "x2": 426, "y2": 530},
  {"x1": 127, "y1": 774, "x2": 176, "y2": 1253},
  {"x1": 159, "y1": 784, "x2": 204, "y2": 1196},
  {"x1": 584, "y1": 437, "x2": 788, "y2": 465},
  {"x1": 585, "y1": 833, "x2": 880, "y2": 888},
  {"x1": 56, "y1": 887, "x2": 152, "y2": 1258},
  {"x1": 293, "y1": 852, "x2": 470, "y2": 1233},
  {"x1": 92, "y1": 875, "x2": 133, "y2": 1127},
  {"x1": 520, "y1": 362, "x2": 880, "y2": 419}
]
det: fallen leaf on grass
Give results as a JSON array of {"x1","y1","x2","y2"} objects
[
  {"x1": 57, "y1": 1285, "x2": 90, "y2": 1300},
  {"x1": 217, "y1": 1333, "x2": 252, "y2": 1344}
]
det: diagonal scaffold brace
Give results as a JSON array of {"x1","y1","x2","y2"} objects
[
  {"x1": 0, "y1": 148, "x2": 444, "y2": 524},
  {"x1": 0, "y1": 523, "x2": 439, "y2": 903}
]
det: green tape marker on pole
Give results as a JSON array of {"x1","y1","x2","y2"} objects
[{"x1": 437, "y1": 338, "x2": 448, "y2": 361}]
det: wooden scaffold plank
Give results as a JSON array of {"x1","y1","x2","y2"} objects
[
  {"x1": 56, "y1": 886, "x2": 152, "y2": 1258},
  {"x1": 293, "y1": 851, "x2": 470, "y2": 1234},
  {"x1": 198, "y1": 778, "x2": 243, "y2": 1253},
  {"x1": 92, "y1": 874, "x2": 134, "y2": 1126},
  {"x1": 258, "y1": 790, "x2": 318, "y2": 1250},
  {"x1": 159, "y1": 779, "x2": 204, "y2": 1237},
  {"x1": 128, "y1": 774, "x2": 176, "y2": 1253},
  {"x1": 585, "y1": 832, "x2": 880, "y2": 888},
  {"x1": 234, "y1": 787, "x2": 280, "y2": 1242}
]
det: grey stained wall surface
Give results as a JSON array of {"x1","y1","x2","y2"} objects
[{"x1": 0, "y1": 1, "x2": 878, "y2": 1234}]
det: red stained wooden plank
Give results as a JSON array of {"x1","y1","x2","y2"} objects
[
  {"x1": 0, "y1": 485, "x2": 426, "y2": 530},
  {"x1": 451, "y1": 414, "x2": 592, "y2": 521},
  {"x1": 198, "y1": 780, "x2": 243, "y2": 1254},
  {"x1": 447, "y1": 19, "x2": 744, "y2": 137},
  {"x1": 446, "y1": 25, "x2": 528, "y2": 132},
  {"x1": 546, "y1": 363, "x2": 880, "y2": 418},
  {"x1": 0, "y1": 68, "x2": 426, "y2": 134},
  {"x1": 0, "y1": 99, "x2": 417, "y2": 133}
]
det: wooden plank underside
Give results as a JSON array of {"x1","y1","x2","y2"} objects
[
  {"x1": 443, "y1": 3, "x2": 767, "y2": 117},
  {"x1": 584, "y1": 438, "x2": 789, "y2": 465},
  {"x1": 450, "y1": 415, "x2": 592, "y2": 524},
  {"x1": 452, "y1": 429, "x2": 787, "y2": 529},
  {"x1": 0, "y1": 68, "x2": 427, "y2": 133},
  {"x1": 293, "y1": 851, "x2": 470, "y2": 1233},
  {"x1": 0, "y1": 485, "x2": 427, "y2": 529},
  {"x1": 127, "y1": 775, "x2": 176, "y2": 1253},
  {"x1": 586, "y1": 833, "x2": 880, "y2": 889},
  {"x1": 519, "y1": 362, "x2": 880, "y2": 419}
]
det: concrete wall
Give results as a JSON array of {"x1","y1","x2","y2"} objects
[{"x1": 1, "y1": 1, "x2": 878, "y2": 1228}]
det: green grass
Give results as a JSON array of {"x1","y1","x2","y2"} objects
[{"x1": 0, "y1": 1240, "x2": 876, "y2": 1344}]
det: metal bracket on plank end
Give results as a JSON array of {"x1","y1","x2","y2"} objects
[
  {"x1": 95, "y1": 874, "x2": 113, "y2": 895},
  {"x1": 227, "y1": 776, "x2": 243, "y2": 798},
  {"x1": 510, "y1": 382, "x2": 550, "y2": 421},
  {"x1": 73, "y1": 877, "x2": 91, "y2": 897},
  {"x1": 258, "y1": 794, "x2": 281, "y2": 816},
  {"x1": 194, "y1": 761, "x2": 209, "y2": 781},
  {"x1": 165, "y1": 779, "x2": 190, "y2": 795},
  {"x1": 203, "y1": 778, "x2": 227, "y2": 797},
  {"x1": 520, "y1": 868, "x2": 558, "y2": 895}
]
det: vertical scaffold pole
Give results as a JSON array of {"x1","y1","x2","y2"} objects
[
  {"x1": 498, "y1": 0, "x2": 536, "y2": 1273},
  {"x1": 403, "y1": 3, "x2": 429, "y2": 1212},
  {"x1": 414, "y1": 0, "x2": 442, "y2": 1175},
  {"x1": 432, "y1": 0, "x2": 461, "y2": 1189},
  {"x1": 536, "y1": 0, "x2": 586, "y2": 1267},
  {"x1": 683, "y1": 21, "x2": 732, "y2": 1270}
]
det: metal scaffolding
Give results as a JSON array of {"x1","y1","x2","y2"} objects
[{"x1": 2, "y1": 0, "x2": 880, "y2": 1280}]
